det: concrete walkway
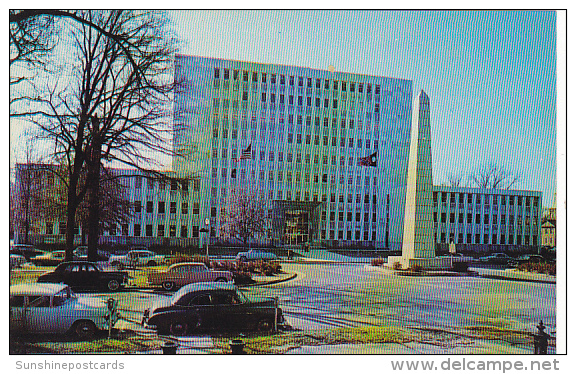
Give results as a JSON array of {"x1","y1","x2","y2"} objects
[
  {"x1": 471, "y1": 266, "x2": 556, "y2": 284},
  {"x1": 290, "y1": 249, "x2": 372, "y2": 263}
]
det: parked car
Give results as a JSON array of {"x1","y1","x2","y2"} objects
[
  {"x1": 235, "y1": 249, "x2": 278, "y2": 262},
  {"x1": 10, "y1": 254, "x2": 27, "y2": 269},
  {"x1": 478, "y1": 253, "x2": 517, "y2": 266},
  {"x1": 10, "y1": 244, "x2": 47, "y2": 261},
  {"x1": 37, "y1": 261, "x2": 129, "y2": 291},
  {"x1": 32, "y1": 250, "x2": 66, "y2": 266},
  {"x1": 10, "y1": 283, "x2": 119, "y2": 339},
  {"x1": 516, "y1": 254, "x2": 547, "y2": 265},
  {"x1": 109, "y1": 250, "x2": 165, "y2": 269},
  {"x1": 142, "y1": 282, "x2": 285, "y2": 335},
  {"x1": 73, "y1": 246, "x2": 111, "y2": 261},
  {"x1": 148, "y1": 262, "x2": 233, "y2": 291}
]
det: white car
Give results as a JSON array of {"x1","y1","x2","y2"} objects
[
  {"x1": 9, "y1": 283, "x2": 119, "y2": 339},
  {"x1": 235, "y1": 249, "x2": 278, "y2": 262},
  {"x1": 109, "y1": 249, "x2": 165, "y2": 269}
]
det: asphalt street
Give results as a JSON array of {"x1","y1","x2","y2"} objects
[{"x1": 93, "y1": 262, "x2": 555, "y2": 338}]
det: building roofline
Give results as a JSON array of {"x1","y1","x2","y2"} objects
[
  {"x1": 174, "y1": 53, "x2": 412, "y2": 84},
  {"x1": 433, "y1": 185, "x2": 542, "y2": 196}
]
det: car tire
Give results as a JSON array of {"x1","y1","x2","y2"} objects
[
  {"x1": 147, "y1": 261, "x2": 157, "y2": 266},
  {"x1": 215, "y1": 277, "x2": 227, "y2": 283},
  {"x1": 169, "y1": 321, "x2": 188, "y2": 336},
  {"x1": 162, "y1": 281, "x2": 176, "y2": 291},
  {"x1": 111, "y1": 261, "x2": 124, "y2": 270},
  {"x1": 107, "y1": 279, "x2": 120, "y2": 291},
  {"x1": 256, "y1": 318, "x2": 274, "y2": 332},
  {"x1": 72, "y1": 320, "x2": 97, "y2": 340}
]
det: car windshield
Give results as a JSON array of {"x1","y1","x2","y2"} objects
[
  {"x1": 171, "y1": 287, "x2": 191, "y2": 304},
  {"x1": 53, "y1": 287, "x2": 76, "y2": 306}
]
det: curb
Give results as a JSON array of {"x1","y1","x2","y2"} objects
[
  {"x1": 244, "y1": 272, "x2": 298, "y2": 287},
  {"x1": 368, "y1": 264, "x2": 556, "y2": 284},
  {"x1": 479, "y1": 274, "x2": 556, "y2": 285}
]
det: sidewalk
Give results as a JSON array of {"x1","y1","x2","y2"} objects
[
  {"x1": 368, "y1": 264, "x2": 556, "y2": 284},
  {"x1": 471, "y1": 267, "x2": 556, "y2": 284}
]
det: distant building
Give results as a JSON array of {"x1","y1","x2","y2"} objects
[{"x1": 432, "y1": 186, "x2": 542, "y2": 254}]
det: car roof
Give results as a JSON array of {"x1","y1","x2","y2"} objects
[
  {"x1": 170, "y1": 262, "x2": 206, "y2": 267},
  {"x1": 10, "y1": 283, "x2": 67, "y2": 296},
  {"x1": 178, "y1": 282, "x2": 237, "y2": 294}
]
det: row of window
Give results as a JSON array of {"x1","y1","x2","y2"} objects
[
  {"x1": 434, "y1": 192, "x2": 539, "y2": 207},
  {"x1": 214, "y1": 68, "x2": 384, "y2": 94},
  {"x1": 133, "y1": 201, "x2": 199, "y2": 215},
  {"x1": 131, "y1": 177, "x2": 201, "y2": 192},
  {"x1": 438, "y1": 233, "x2": 538, "y2": 246},
  {"x1": 434, "y1": 212, "x2": 539, "y2": 225},
  {"x1": 321, "y1": 230, "x2": 378, "y2": 241},
  {"x1": 213, "y1": 110, "x2": 378, "y2": 131}
]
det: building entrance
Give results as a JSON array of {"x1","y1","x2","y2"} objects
[{"x1": 284, "y1": 210, "x2": 309, "y2": 245}]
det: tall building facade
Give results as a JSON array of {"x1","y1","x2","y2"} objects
[
  {"x1": 172, "y1": 55, "x2": 414, "y2": 250},
  {"x1": 433, "y1": 186, "x2": 542, "y2": 253}
]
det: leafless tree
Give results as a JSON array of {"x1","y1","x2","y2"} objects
[
  {"x1": 44, "y1": 165, "x2": 133, "y2": 245},
  {"x1": 469, "y1": 164, "x2": 519, "y2": 190},
  {"x1": 14, "y1": 10, "x2": 184, "y2": 261},
  {"x1": 447, "y1": 173, "x2": 464, "y2": 187},
  {"x1": 219, "y1": 190, "x2": 269, "y2": 246}
]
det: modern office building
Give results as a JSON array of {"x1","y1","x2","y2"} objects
[
  {"x1": 432, "y1": 186, "x2": 542, "y2": 253},
  {"x1": 172, "y1": 54, "x2": 414, "y2": 250}
]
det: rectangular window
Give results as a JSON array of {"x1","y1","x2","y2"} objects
[
  {"x1": 182, "y1": 202, "x2": 188, "y2": 214},
  {"x1": 146, "y1": 224, "x2": 153, "y2": 237},
  {"x1": 134, "y1": 201, "x2": 142, "y2": 213},
  {"x1": 169, "y1": 225, "x2": 176, "y2": 237},
  {"x1": 181, "y1": 226, "x2": 188, "y2": 238},
  {"x1": 157, "y1": 201, "x2": 164, "y2": 214},
  {"x1": 147, "y1": 201, "x2": 154, "y2": 213},
  {"x1": 134, "y1": 224, "x2": 141, "y2": 237},
  {"x1": 170, "y1": 201, "x2": 176, "y2": 214}
]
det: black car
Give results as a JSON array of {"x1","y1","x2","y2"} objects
[
  {"x1": 516, "y1": 254, "x2": 547, "y2": 265},
  {"x1": 10, "y1": 244, "x2": 47, "y2": 261},
  {"x1": 142, "y1": 282, "x2": 285, "y2": 336},
  {"x1": 37, "y1": 261, "x2": 129, "y2": 291}
]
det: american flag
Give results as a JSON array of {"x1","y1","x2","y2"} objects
[
  {"x1": 238, "y1": 144, "x2": 252, "y2": 160},
  {"x1": 358, "y1": 151, "x2": 377, "y2": 167}
]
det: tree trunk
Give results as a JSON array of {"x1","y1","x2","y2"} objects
[{"x1": 86, "y1": 116, "x2": 102, "y2": 262}]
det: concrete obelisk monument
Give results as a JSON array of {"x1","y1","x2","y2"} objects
[{"x1": 388, "y1": 90, "x2": 454, "y2": 270}]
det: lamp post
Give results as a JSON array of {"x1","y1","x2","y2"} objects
[{"x1": 199, "y1": 218, "x2": 210, "y2": 258}]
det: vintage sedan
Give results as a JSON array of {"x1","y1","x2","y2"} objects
[
  {"x1": 148, "y1": 262, "x2": 233, "y2": 291},
  {"x1": 10, "y1": 283, "x2": 119, "y2": 340},
  {"x1": 109, "y1": 249, "x2": 166, "y2": 269},
  {"x1": 32, "y1": 250, "x2": 66, "y2": 266},
  {"x1": 37, "y1": 261, "x2": 129, "y2": 291},
  {"x1": 10, "y1": 244, "x2": 47, "y2": 261},
  {"x1": 235, "y1": 249, "x2": 278, "y2": 262},
  {"x1": 142, "y1": 282, "x2": 285, "y2": 335}
]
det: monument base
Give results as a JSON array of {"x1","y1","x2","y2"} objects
[{"x1": 387, "y1": 256, "x2": 459, "y2": 270}]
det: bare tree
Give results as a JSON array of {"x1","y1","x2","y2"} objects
[
  {"x1": 43, "y1": 165, "x2": 133, "y2": 245},
  {"x1": 447, "y1": 173, "x2": 464, "y2": 187},
  {"x1": 14, "y1": 10, "x2": 183, "y2": 261},
  {"x1": 219, "y1": 190, "x2": 269, "y2": 246},
  {"x1": 469, "y1": 164, "x2": 519, "y2": 190}
]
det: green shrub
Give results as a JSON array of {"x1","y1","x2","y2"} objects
[{"x1": 518, "y1": 262, "x2": 556, "y2": 276}]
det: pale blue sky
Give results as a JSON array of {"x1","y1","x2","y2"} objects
[{"x1": 169, "y1": 10, "x2": 557, "y2": 207}]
